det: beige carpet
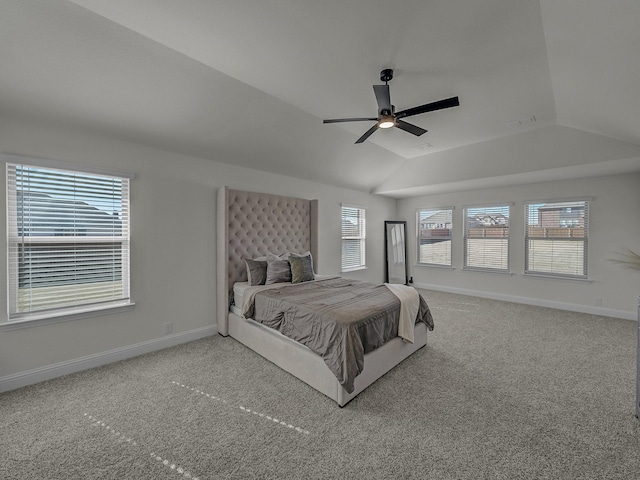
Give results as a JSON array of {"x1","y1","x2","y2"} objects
[{"x1": 1, "y1": 289, "x2": 638, "y2": 479}]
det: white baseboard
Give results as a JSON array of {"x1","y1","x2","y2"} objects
[
  {"x1": 413, "y1": 282, "x2": 637, "y2": 321},
  {"x1": 0, "y1": 325, "x2": 217, "y2": 393}
]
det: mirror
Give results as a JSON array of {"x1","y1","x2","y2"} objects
[{"x1": 384, "y1": 221, "x2": 408, "y2": 284}]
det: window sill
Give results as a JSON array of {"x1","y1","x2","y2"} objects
[
  {"x1": 415, "y1": 263, "x2": 454, "y2": 270},
  {"x1": 524, "y1": 273, "x2": 592, "y2": 283},
  {"x1": 341, "y1": 266, "x2": 367, "y2": 273},
  {"x1": 462, "y1": 267, "x2": 513, "y2": 276},
  {"x1": 1, "y1": 301, "x2": 136, "y2": 331}
]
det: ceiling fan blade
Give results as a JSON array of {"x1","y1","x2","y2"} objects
[
  {"x1": 323, "y1": 117, "x2": 378, "y2": 124},
  {"x1": 395, "y1": 96, "x2": 459, "y2": 119},
  {"x1": 395, "y1": 119, "x2": 427, "y2": 137},
  {"x1": 373, "y1": 84, "x2": 392, "y2": 114},
  {"x1": 355, "y1": 124, "x2": 379, "y2": 144}
]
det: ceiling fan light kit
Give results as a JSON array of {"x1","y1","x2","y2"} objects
[
  {"x1": 323, "y1": 69, "x2": 459, "y2": 144},
  {"x1": 378, "y1": 113, "x2": 395, "y2": 129}
]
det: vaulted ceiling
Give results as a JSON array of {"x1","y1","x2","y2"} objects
[{"x1": 1, "y1": 0, "x2": 639, "y2": 197}]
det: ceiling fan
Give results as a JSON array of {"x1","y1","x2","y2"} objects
[{"x1": 323, "y1": 69, "x2": 459, "y2": 144}]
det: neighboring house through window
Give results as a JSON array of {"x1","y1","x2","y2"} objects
[
  {"x1": 417, "y1": 207, "x2": 453, "y2": 267},
  {"x1": 525, "y1": 200, "x2": 589, "y2": 279},
  {"x1": 341, "y1": 204, "x2": 366, "y2": 271},
  {"x1": 463, "y1": 204, "x2": 510, "y2": 272},
  {"x1": 5, "y1": 157, "x2": 132, "y2": 323}
]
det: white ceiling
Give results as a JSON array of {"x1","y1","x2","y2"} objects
[{"x1": 1, "y1": 0, "x2": 639, "y2": 196}]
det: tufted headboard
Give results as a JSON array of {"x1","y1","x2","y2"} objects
[{"x1": 216, "y1": 187, "x2": 318, "y2": 336}]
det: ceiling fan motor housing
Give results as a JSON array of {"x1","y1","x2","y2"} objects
[{"x1": 380, "y1": 68, "x2": 394, "y2": 83}]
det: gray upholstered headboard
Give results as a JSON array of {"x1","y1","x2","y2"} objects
[{"x1": 216, "y1": 187, "x2": 318, "y2": 335}]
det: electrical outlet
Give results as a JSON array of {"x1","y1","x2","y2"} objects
[{"x1": 164, "y1": 322, "x2": 173, "y2": 334}]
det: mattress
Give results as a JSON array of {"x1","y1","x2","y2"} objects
[{"x1": 232, "y1": 281, "x2": 250, "y2": 315}]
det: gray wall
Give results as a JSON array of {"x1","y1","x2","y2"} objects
[
  {"x1": 2, "y1": 113, "x2": 638, "y2": 386},
  {"x1": 397, "y1": 173, "x2": 640, "y2": 319},
  {"x1": 0, "y1": 115, "x2": 396, "y2": 380}
]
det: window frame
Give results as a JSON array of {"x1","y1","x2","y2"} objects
[
  {"x1": 416, "y1": 207, "x2": 454, "y2": 268},
  {"x1": 524, "y1": 198, "x2": 590, "y2": 280},
  {"x1": 463, "y1": 203, "x2": 511, "y2": 273},
  {"x1": 340, "y1": 204, "x2": 366, "y2": 272},
  {"x1": 3, "y1": 154, "x2": 134, "y2": 328}
]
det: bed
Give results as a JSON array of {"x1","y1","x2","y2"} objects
[{"x1": 216, "y1": 187, "x2": 433, "y2": 406}]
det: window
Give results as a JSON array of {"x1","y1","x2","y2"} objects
[
  {"x1": 6, "y1": 161, "x2": 132, "y2": 321},
  {"x1": 417, "y1": 207, "x2": 453, "y2": 267},
  {"x1": 341, "y1": 204, "x2": 366, "y2": 271},
  {"x1": 464, "y1": 204, "x2": 510, "y2": 272},
  {"x1": 525, "y1": 200, "x2": 589, "y2": 279}
]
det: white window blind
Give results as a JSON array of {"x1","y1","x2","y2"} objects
[
  {"x1": 525, "y1": 200, "x2": 589, "y2": 279},
  {"x1": 417, "y1": 208, "x2": 453, "y2": 266},
  {"x1": 341, "y1": 205, "x2": 366, "y2": 271},
  {"x1": 464, "y1": 204, "x2": 510, "y2": 272},
  {"x1": 6, "y1": 163, "x2": 131, "y2": 320}
]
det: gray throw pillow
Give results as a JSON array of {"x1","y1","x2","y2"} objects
[
  {"x1": 289, "y1": 254, "x2": 314, "y2": 283},
  {"x1": 244, "y1": 258, "x2": 267, "y2": 286},
  {"x1": 265, "y1": 255, "x2": 292, "y2": 284}
]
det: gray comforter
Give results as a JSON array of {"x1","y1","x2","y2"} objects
[{"x1": 249, "y1": 277, "x2": 434, "y2": 393}]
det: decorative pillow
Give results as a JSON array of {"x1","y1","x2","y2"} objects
[
  {"x1": 289, "y1": 251, "x2": 313, "y2": 262},
  {"x1": 244, "y1": 258, "x2": 267, "y2": 286},
  {"x1": 289, "y1": 253, "x2": 315, "y2": 283},
  {"x1": 265, "y1": 254, "x2": 292, "y2": 284}
]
